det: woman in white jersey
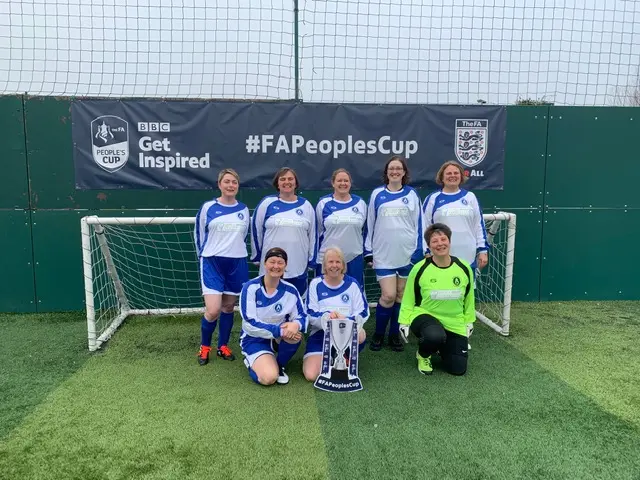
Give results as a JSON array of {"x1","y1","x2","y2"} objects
[
  {"x1": 364, "y1": 156, "x2": 423, "y2": 353},
  {"x1": 315, "y1": 168, "x2": 367, "y2": 288},
  {"x1": 250, "y1": 167, "x2": 317, "y2": 298},
  {"x1": 239, "y1": 247, "x2": 306, "y2": 386},
  {"x1": 421, "y1": 161, "x2": 489, "y2": 272},
  {"x1": 194, "y1": 168, "x2": 250, "y2": 366},
  {"x1": 303, "y1": 246, "x2": 369, "y2": 381},
  {"x1": 421, "y1": 161, "x2": 489, "y2": 348}
]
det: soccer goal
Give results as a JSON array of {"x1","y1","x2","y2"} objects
[{"x1": 80, "y1": 212, "x2": 516, "y2": 352}]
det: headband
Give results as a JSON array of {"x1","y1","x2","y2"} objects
[{"x1": 265, "y1": 249, "x2": 288, "y2": 263}]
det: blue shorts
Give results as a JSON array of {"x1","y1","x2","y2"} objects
[
  {"x1": 303, "y1": 330, "x2": 325, "y2": 359},
  {"x1": 374, "y1": 264, "x2": 412, "y2": 281},
  {"x1": 240, "y1": 333, "x2": 277, "y2": 368},
  {"x1": 315, "y1": 255, "x2": 364, "y2": 289},
  {"x1": 284, "y1": 272, "x2": 308, "y2": 298},
  {"x1": 200, "y1": 256, "x2": 249, "y2": 296}
]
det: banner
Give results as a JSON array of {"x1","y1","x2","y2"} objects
[{"x1": 72, "y1": 100, "x2": 506, "y2": 190}]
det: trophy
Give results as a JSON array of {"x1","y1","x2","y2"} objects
[{"x1": 313, "y1": 316, "x2": 364, "y2": 393}]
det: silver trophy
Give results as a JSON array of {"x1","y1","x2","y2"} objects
[{"x1": 330, "y1": 319, "x2": 354, "y2": 371}]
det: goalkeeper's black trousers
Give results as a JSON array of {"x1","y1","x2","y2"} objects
[{"x1": 409, "y1": 314, "x2": 468, "y2": 376}]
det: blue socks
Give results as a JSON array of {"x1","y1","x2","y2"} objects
[
  {"x1": 247, "y1": 366, "x2": 260, "y2": 384},
  {"x1": 277, "y1": 340, "x2": 301, "y2": 368},
  {"x1": 217, "y1": 311, "x2": 234, "y2": 348},
  {"x1": 200, "y1": 316, "x2": 217, "y2": 347},
  {"x1": 375, "y1": 303, "x2": 393, "y2": 335},
  {"x1": 389, "y1": 302, "x2": 401, "y2": 335}
]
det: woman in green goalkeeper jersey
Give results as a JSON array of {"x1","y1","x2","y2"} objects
[{"x1": 398, "y1": 223, "x2": 476, "y2": 376}]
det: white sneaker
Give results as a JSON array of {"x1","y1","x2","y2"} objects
[{"x1": 276, "y1": 366, "x2": 289, "y2": 385}]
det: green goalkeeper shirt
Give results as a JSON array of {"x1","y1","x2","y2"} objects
[{"x1": 398, "y1": 256, "x2": 475, "y2": 336}]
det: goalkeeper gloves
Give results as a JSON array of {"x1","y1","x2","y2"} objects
[{"x1": 399, "y1": 325, "x2": 410, "y2": 343}]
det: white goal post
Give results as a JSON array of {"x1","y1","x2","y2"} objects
[{"x1": 80, "y1": 212, "x2": 516, "y2": 352}]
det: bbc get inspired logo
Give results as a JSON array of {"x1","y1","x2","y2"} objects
[{"x1": 91, "y1": 115, "x2": 129, "y2": 172}]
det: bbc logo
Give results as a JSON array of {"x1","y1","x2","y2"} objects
[{"x1": 138, "y1": 122, "x2": 171, "y2": 132}]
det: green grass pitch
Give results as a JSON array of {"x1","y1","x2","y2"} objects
[{"x1": 1, "y1": 301, "x2": 639, "y2": 480}]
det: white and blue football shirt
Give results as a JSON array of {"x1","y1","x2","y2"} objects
[
  {"x1": 421, "y1": 188, "x2": 489, "y2": 266},
  {"x1": 195, "y1": 199, "x2": 250, "y2": 258},
  {"x1": 239, "y1": 276, "x2": 307, "y2": 339},
  {"x1": 316, "y1": 194, "x2": 367, "y2": 264},
  {"x1": 250, "y1": 195, "x2": 317, "y2": 278},
  {"x1": 364, "y1": 186, "x2": 423, "y2": 269}
]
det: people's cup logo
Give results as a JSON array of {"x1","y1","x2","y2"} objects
[
  {"x1": 455, "y1": 119, "x2": 488, "y2": 167},
  {"x1": 91, "y1": 115, "x2": 129, "y2": 173}
]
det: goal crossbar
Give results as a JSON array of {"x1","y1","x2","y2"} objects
[{"x1": 81, "y1": 212, "x2": 516, "y2": 352}]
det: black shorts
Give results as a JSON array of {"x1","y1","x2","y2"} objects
[{"x1": 410, "y1": 314, "x2": 468, "y2": 375}]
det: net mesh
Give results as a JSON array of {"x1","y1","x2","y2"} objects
[
  {"x1": 2, "y1": 0, "x2": 640, "y2": 105},
  {"x1": 83, "y1": 213, "x2": 513, "y2": 350}
]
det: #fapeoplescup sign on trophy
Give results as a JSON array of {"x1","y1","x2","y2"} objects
[{"x1": 314, "y1": 317, "x2": 363, "y2": 393}]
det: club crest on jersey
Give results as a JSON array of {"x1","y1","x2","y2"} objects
[
  {"x1": 274, "y1": 303, "x2": 283, "y2": 313},
  {"x1": 402, "y1": 197, "x2": 409, "y2": 204},
  {"x1": 238, "y1": 212, "x2": 244, "y2": 220},
  {"x1": 455, "y1": 119, "x2": 488, "y2": 168},
  {"x1": 352, "y1": 206, "x2": 359, "y2": 213},
  {"x1": 341, "y1": 293, "x2": 350, "y2": 303},
  {"x1": 91, "y1": 115, "x2": 129, "y2": 173},
  {"x1": 296, "y1": 208, "x2": 303, "y2": 215},
  {"x1": 461, "y1": 198, "x2": 468, "y2": 205},
  {"x1": 453, "y1": 276, "x2": 461, "y2": 286}
]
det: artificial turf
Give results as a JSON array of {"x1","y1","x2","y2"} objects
[{"x1": 0, "y1": 302, "x2": 639, "y2": 480}]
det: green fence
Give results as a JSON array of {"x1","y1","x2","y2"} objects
[{"x1": 0, "y1": 95, "x2": 637, "y2": 313}]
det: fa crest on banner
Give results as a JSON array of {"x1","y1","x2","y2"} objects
[
  {"x1": 91, "y1": 115, "x2": 129, "y2": 173},
  {"x1": 313, "y1": 318, "x2": 363, "y2": 393},
  {"x1": 455, "y1": 119, "x2": 488, "y2": 168}
]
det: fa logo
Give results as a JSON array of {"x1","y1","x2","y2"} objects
[
  {"x1": 295, "y1": 208, "x2": 303, "y2": 216},
  {"x1": 455, "y1": 119, "x2": 488, "y2": 167},
  {"x1": 91, "y1": 115, "x2": 129, "y2": 173},
  {"x1": 453, "y1": 277, "x2": 461, "y2": 287},
  {"x1": 274, "y1": 303, "x2": 283, "y2": 313},
  {"x1": 238, "y1": 212, "x2": 244, "y2": 220},
  {"x1": 402, "y1": 197, "x2": 409, "y2": 204},
  {"x1": 341, "y1": 294, "x2": 350, "y2": 303}
]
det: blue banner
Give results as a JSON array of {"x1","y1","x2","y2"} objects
[{"x1": 72, "y1": 100, "x2": 506, "y2": 190}]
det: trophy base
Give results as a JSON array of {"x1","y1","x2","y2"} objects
[{"x1": 314, "y1": 370, "x2": 363, "y2": 393}]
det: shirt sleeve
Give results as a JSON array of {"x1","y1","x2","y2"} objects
[
  {"x1": 421, "y1": 192, "x2": 437, "y2": 255},
  {"x1": 239, "y1": 283, "x2": 281, "y2": 339},
  {"x1": 463, "y1": 264, "x2": 476, "y2": 324},
  {"x1": 398, "y1": 261, "x2": 422, "y2": 326},
  {"x1": 360, "y1": 199, "x2": 369, "y2": 256},
  {"x1": 194, "y1": 203, "x2": 208, "y2": 256},
  {"x1": 411, "y1": 189, "x2": 424, "y2": 264},
  {"x1": 307, "y1": 201, "x2": 318, "y2": 267},
  {"x1": 363, "y1": 190, "x2": 377, "y2": 257},
  {"x1": 250, "y1": 197, "x2": 270, "y2": 263},
  {"x1": 348, "y1": 283, "x2": 370, "y2": 327},
  {"x1": 290, "y1": 287, "x2": 308, "y2": 333},
  {"x1": 471, "y1": 193, "x2": 490, "y2": 253},
  {"x1": 305, "y1": 279, "x2": 328, "y2": 330}
]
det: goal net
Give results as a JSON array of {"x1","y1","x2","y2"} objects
[{"x1": 80, "y1": 212, "x2": 515, "y2": 352}]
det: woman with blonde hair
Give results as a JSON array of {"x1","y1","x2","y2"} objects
[
  {"x1": 194, "y1": 168, "x2": 250, "y2": 365},
  {"x1": 302, "y1": 246, "x2": 369, "y2": 382}
]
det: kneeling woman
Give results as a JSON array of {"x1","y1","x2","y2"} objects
[
  {"x1": 303, "y1": 246, "x2": 369, "y2": 381},
  {"x1": 398, "y1": 223, "x2": 475, "y2": 376},
  {"x1": 239, "y1": 247, "x2": 306, "y2": 385}
]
